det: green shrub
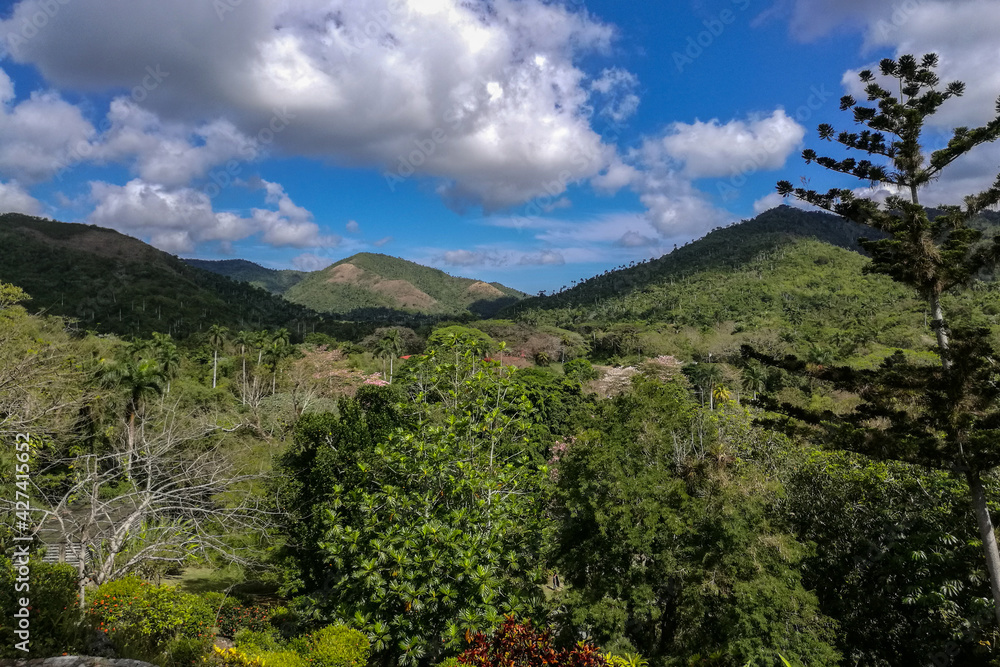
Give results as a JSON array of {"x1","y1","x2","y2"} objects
[
  {"x1": 258, "y1": 650, "x2": 309, "y2": 667},
  {"x1": 86, "y1": 576, "x2": 214, "y2": 664},
  {"x1": 234, "y1": 628, "x2": 283, "y2": 653},
  {"x1": 289, "y1": 624, "x2": 369, "y2": 667},
  {"x1": 563, "y1": 358, "x2": 598, "y2": 382},
  {"x1": 0, "y1": 557, "x2": 84, "y2": 658}
]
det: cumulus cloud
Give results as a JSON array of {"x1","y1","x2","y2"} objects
[
  {"x1": 655, "y1": 110, "x2": 806, "y2": 179},
  {"x1": 0, "y1": 0, "x2": 624, "y2": 211},
  {"x1": 93, "y1": 100, "x2": 259, "y2": 187},
  {"x1": 345, "y1": 219, "x2": 360, "y2": 234},
  {"x1": 0, "y1": 180, "x2": 42, "y2": 215},
  {"x1": 0, "y1": 68, "x2": 95, "y2": 184},
  {"x1": 87, "y1": 178, "x2": 337, "y2": 253}
]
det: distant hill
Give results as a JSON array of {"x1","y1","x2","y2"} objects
[
  {"x1": 183, "y1": 258, "x2": 307, "y2": 294},
  {"x1": 0, "y1": 213, "x2": 328, "y2": 338},
  {"x1": 190, "y1": 252, "x2": 528, "y2": 319}
]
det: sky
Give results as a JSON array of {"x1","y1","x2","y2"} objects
[{"x1": 0, "y1": 0, "x2": 998, "y2": 293}]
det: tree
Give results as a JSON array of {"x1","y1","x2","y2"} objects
[
  {"x1": 551, "y1": 376, "x2": 840, "y2": 665},
  {"x1": 22, "y1": 400, "x2": 266, "y2": 608},
  {"x1": 207, "y1": 324, "x2": 229, "y2": 389},
  {"x1": 279, "y1": 362, "x2": 549, "y2": 666},
  {"x1": 776, "y1": 53, "x2": 1000, "y2": 625},
  {"x1": 98, "y1": 342, "x2": 167, "y2": 480},
  {"x1": 233, "y1": 330, "x2": 253, "y2": 405},
  {"x1": 376, "y1": 329, "x2": 404, "y2": 383},
  {"x1": 151, "y1": 332, "x2": 180, "y2": 393}
]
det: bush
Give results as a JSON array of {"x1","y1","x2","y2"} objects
[
  {"x1": 563, "y1": 358, "x2": 598, "y2": 382},
  {"x1": 214, "y1": 596, "x2": 274, "y2": 637},
  {"x1": 459, "y1": 617, "x2": 607, "y2": 667},
  {"x1": 234, "y1": 628, "x2": 283, "y2": 653},
  {"x1": 287, "y1": 624, "x2": 370, "y2": 667},
  {"x1": 86, "y1": 576, "x2": 214, "y2": 664},
  {"x1": 0, "y1": 557, "x2": 84, "y2": 658}
]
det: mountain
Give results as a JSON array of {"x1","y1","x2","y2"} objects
[
  {"x1": 183, "y1": 259, "x2": 307, "y2": 294},
  {"x1": 0, "y1": 213, "x2": 328, "y2": 338},
  {"x1": 190, "y1": 252, "x2": 528, "y2": 319},
  {"x1": 505, "y1": 206, "x2": 962, "y2": 358}
]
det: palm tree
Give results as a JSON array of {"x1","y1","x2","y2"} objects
[
  {"x1": 98, "y1": 352, "x2": 166, "y2": 479},
  {"x1": 687, "y1": 363, "x2": 724, "y2": 410},
  {"x1": 267, "y1": 328, "x2": 292, "y2": 394},
  {"x1": 151, "y1": 332, "x2": 180, "y2": 393},
  {"x1": 741, "y1": 361, "x2": 768, "y2": 401},
  {"x1": 377, "y1": 329, "x2": 404, "y2": 382},
  {"x1": 233, "y1": 330, "x2": 253, "y2": 404},
  {"x1": 207, "y1": 324, "x2": 229, "y2": 389}
]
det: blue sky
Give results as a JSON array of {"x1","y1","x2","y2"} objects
[{"x1": 0, "y1": 0, "x2": 998, "y2": 292}]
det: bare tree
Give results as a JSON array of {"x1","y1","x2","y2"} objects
[{"x1": 21, "y1": 401, "x2": 273, "y2": 607}]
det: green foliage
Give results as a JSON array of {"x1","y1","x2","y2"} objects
[
  {"x1": 782, "y1": 450, "x2": 996, "y2": 665},
  {"x1": 86, "y1": 577, "x2": 215, "y2": 664},
  {"x1": 0, "y1": 558, "x2": 84, "y2": 658},
  {"x1": 282, "y1": 359, "x2": 549, "y2": 665},
  {"x1": 563, "y1": 358, "x2": 598, "y2": 382},
  {"x1": 299, "y1": 624, "x2": 370, "y2": 667},
  {"x1": 551, "y1": 377, "x2": 840, "y2": 666},
  {"x1": 427, "y1": 325, "x2": 496, "y2": 355}
]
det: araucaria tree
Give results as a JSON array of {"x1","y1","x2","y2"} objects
[{"x1": 777, "y1": 53, "x2": 1000, "y2": 624}]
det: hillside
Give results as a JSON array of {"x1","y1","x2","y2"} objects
[
  {"x1": 183, "y1": 258, "x2": 307, "y2": 294},
  {"x1": 504, "y1": 206, "x2": 1000, "y2": 360},
  {"x1": 281, "y1": 252, "x2": 527, "y2": 318},
  {"x1": 0, "y1": 213, "x2": 328, "y2": 338}
]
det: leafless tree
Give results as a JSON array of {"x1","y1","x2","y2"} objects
[{"x1": 20, "y1": 401, "x2": 274, "y2": 607}]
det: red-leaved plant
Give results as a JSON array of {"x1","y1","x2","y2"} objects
[{"x1": 458, "y1": 616, "x2": 607, "y2": 667}]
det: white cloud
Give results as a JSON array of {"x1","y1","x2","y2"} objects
[
  {"x1": 87, "y1": 178, "x2": 338, "y2": 253},
  {"x1": 656, "y1": 110, "x2": 806, "y2": 179},
  {"x1": 0, "y1": 68, "x2": 95, "y2": 184},
  {"x1": 0, "y1": 0, "x2": 624, "y2": 211},
  {"x1": 519, "y1": 250, "x2": 566, "y2": 265},
  {"x1": 373, "y1": 236, "x2": 394, "y2": 247},
  {"x1": 345, "y1": 219, "x2": 360, "y2": 234},
  {"x1": 93, "y1": 100, "x2": 258, "y2": 187},
  {"x1": 590, "y1": 67, "x2": 640, "y2": 123},
  {"x1": 292, "y1": 252, "x2": 331, "y2": 271},
  {"x1": 438, "y1": 249, "x2": 509, "y2": 267},
  {"x1": 0, "y1": 180, "x2": 42, "y2": 215}
]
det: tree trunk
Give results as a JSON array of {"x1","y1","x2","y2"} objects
[
  {"x1": 213, "y1": 349, "x2": 218, "y2": 388},
  {"x1": 968, "y1": 469, "x2": 1000, "y2": 627},
  {"x1": 930, "y1": 292, "x2": 952, "y2": 371}
]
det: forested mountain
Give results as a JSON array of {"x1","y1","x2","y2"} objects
[
  {"x1": 183, "y1": 258, "x2": 307, "y2": 294},
  {"x1": 0, "y1": 213, "x2": 328, "y2": 338}
]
